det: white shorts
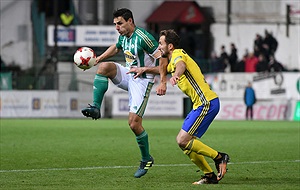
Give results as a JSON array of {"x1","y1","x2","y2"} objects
[{"x1": 111, "y1": 63, "x2": 154, "y2": 117}]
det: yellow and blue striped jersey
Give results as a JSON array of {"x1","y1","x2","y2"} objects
[{"x1": 167, "y1": 49, "x2": 218, "y2": 109}]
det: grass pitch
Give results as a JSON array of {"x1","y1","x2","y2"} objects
[{"x1": 0, "y1": 119, "x2": 299, "y2": 190}]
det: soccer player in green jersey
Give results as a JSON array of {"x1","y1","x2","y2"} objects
[
  {"x1": 157, "y1": 29, "x2": 230, "y2": 184},
  {"x1": 81, "y1": 8, "x2": 166, "y2": 178}
]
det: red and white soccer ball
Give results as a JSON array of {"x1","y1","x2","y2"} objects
[{"x1": 73, "y1": 47, "x2": 96, "y2": 70}]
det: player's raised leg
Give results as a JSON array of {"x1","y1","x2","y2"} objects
[{"x1": 82, "y1": 62, "x2": 117, "y2": 119}]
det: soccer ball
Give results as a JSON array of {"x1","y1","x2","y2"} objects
[{"x1": 73, "y1": 47, "x2": 96, "y2": 70}]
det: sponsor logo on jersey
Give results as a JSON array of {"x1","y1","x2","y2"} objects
[{"x1": 124, "y1": 50, "x2": 136, "y2": 66}]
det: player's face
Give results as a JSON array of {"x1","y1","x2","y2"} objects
[
  {"x1": 113, "y1": 16, "x2": 132, "y2": 37},
  {"x1": 158, "y1": 36, "x2": 169, "y2": 58}
]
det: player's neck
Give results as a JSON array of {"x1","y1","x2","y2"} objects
[
  {"x1": 168, "y1": 50, "x2": 173, "y2": 60},
  {"x1": 127, "y1": 26, "x2": 136, "y2": 38}
]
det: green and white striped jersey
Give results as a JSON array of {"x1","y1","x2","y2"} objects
[{"x1": 116, "y1": 27, "x2": 159, "y2": 70}]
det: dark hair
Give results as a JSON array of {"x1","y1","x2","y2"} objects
[
  {"x1": 159, "y1": 29, "x2": 180, "y2": 48},
  {"x1": 113, "y1": 8, "x2": 134, "y2": 24}
]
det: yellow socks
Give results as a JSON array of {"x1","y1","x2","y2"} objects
[
  {"x1": 187, "y1": 139, "x2": 218, "y2": 159},
  {"x1": 186, "y1": 151, "x2": 213, "y2": 174},
  {"x1": 183, "y1": 139, "x2": 219, "y2": 173}
]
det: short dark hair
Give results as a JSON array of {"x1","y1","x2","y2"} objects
[
  {"x1": 113, "y1": 8, "x2": 134, "y2": 24},
  {"x1": 159, "y1": 29, "x2": 180, "y2": 48}
]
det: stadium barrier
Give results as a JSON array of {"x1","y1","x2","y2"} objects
[{"x1": 0, "y1": 72, "x2": 299, "y2": 120}]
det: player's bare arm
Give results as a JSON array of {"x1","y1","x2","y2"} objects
[
  {"x1": 156, "y1": 58, "x2": 168, "y2": 96},
  {"x1": 170, "y1": 61, "x2": 186, "y2": 86},
  {"x1": 95, "y1": 44, "x2": 120, "y2": 65},
  {"x1": 127, "y1": 66, "x2": 159, "y2": 79}
]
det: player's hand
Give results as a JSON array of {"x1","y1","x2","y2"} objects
[
  {"x1": 127, "y1": 67, "x2": 145, "y2": 79},
  {"x1": 170, "y1": 76, "x2": 179, "y2": 86},
  {"x1": 156, "y1": 82, "x2": 167, "y2": 96},
  {"x1": 95, "y1": 56, "x2": 102, "y2": 66}
]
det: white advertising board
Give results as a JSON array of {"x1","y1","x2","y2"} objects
[
  {"x1": 0, "y1": 91, "x2": 93, "y2": 118},
  {"x1": 206, "y1": 73, "x2": 253, "y2": 99},
  {"x1": 75, "y1": 26, "x2": 118, "y2": 47},
  {"x1": 47, "y1": 25, "x2": 76, "y2": 46},
  {"x1": 216, "y1": 99, "x2": 292, "y2": 120},
  {"x1": 47, "y1": 25, "x2": 118, "y2": 47},
  {"x1": 111, "y1": 94, "x2": 183, "y2": 117},
  {"x1": 1, "y1": 73, "x2": 299, "y2": 120},
  {"x1": 205, "y1": 72, "x2": 300, "y2": 100}
]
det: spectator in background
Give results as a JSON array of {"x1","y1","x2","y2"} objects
[
  {"x1": 253, "y1": 34, "x2": 263, "y2": 57},
  {"x1": 253, "y1": 30, "x2": 278, "y2": 63},
  {"x1": 209, "y1": 51, "x2": 225, "y2": 72},
  {"x1": 243, "y1": 48, "x2": 249, "y2": 58},
  {"x1": 220, "y1": 45, "x2": 229, "y2": 72},
  {"x1": 0, "y1": 55, "x2": 6, "y2": 69},
  {"x1": 245, "y1": 52, "x2": 258, "y2": 72},
  {"x1": 60, "y1": 10, "x2": 74, "y2": 27},
  {"x1": 229, "y1": 43, "x2": 238, "y2": 72},
  {"x1": 268, "y1": 55, "x2": 285, "y2": 72},
  {"x1": 244, "y1": 82, "x2": 256, "y2": 120},
  {"x1": 255, "y1": 53, "x2": 269, "y2": 72},
  {"x1": 263, "y1": 30, "x2": 278, "y2": 56},
  {"x1": 235, "y1": 55, "x2": 246, "y2": 72}
]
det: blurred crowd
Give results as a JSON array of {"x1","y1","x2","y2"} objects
[{"x1": 209, "y1": 30, "x2": 286, "y2": 73}]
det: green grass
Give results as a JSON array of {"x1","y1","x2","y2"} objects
[{"x1": 0, "y1": 119, "x2": 299, "y2": 190}]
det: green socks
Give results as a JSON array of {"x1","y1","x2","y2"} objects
[
  {"x1": 136, "y1": 130, "x2": 150, "y2": 161},
  {"x1": 93, "y1": 74, "x2": 108, "y2": 109}
]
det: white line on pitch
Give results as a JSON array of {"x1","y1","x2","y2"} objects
[{"x1": 0, "y1": 160, "x2": 299, "y2": 173}]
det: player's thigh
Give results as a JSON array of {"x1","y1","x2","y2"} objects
[
  {"x1": 128, "y1": 77, "x2": 154, "y2": 117},
  {"x1": 182, "y1": 98, "x2": 219, "y2": 138},
  {"x1": 110, "y1": 63, "x2": 129, "y2": 91}
]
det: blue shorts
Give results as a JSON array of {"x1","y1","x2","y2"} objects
[{"x1": 182, "y1": 98, "x2": 220, "y2": 138}]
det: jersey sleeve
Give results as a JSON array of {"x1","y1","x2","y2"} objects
[
  {"x1": 167, "y1": 50, "x2": 186, "y2": 73},
  {"x1": 172, "y1": 50, "x2": 185, "y2": 66}
]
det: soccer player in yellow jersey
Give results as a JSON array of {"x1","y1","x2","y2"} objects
[{"x1": 157, "y1": 29, "x2": 230, "y2": 184}]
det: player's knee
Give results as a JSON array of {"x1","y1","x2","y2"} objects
[
  {"x1": 128, "y1": 121, "x2": 136, "y2": 131},
  {"x1": 97, "y1": 62, "x2": 115, "y2": 76},
  {"x1": 128, "y1": 117, "x2": 143, "y2": 134},
  {"x1": 176, "y1": 136, "x2": 188, "y2": 149},
  {"x1": 176, "y1": 133, "x2": 193, "y2": 149}
]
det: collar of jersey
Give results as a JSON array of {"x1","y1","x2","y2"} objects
[{"x1": 127, "y1": 27, "x2": 137, "y2": 39}]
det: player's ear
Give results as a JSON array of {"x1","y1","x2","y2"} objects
[{"x1": 128, "y1": 17, "x2": 133, "y2": 24}]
